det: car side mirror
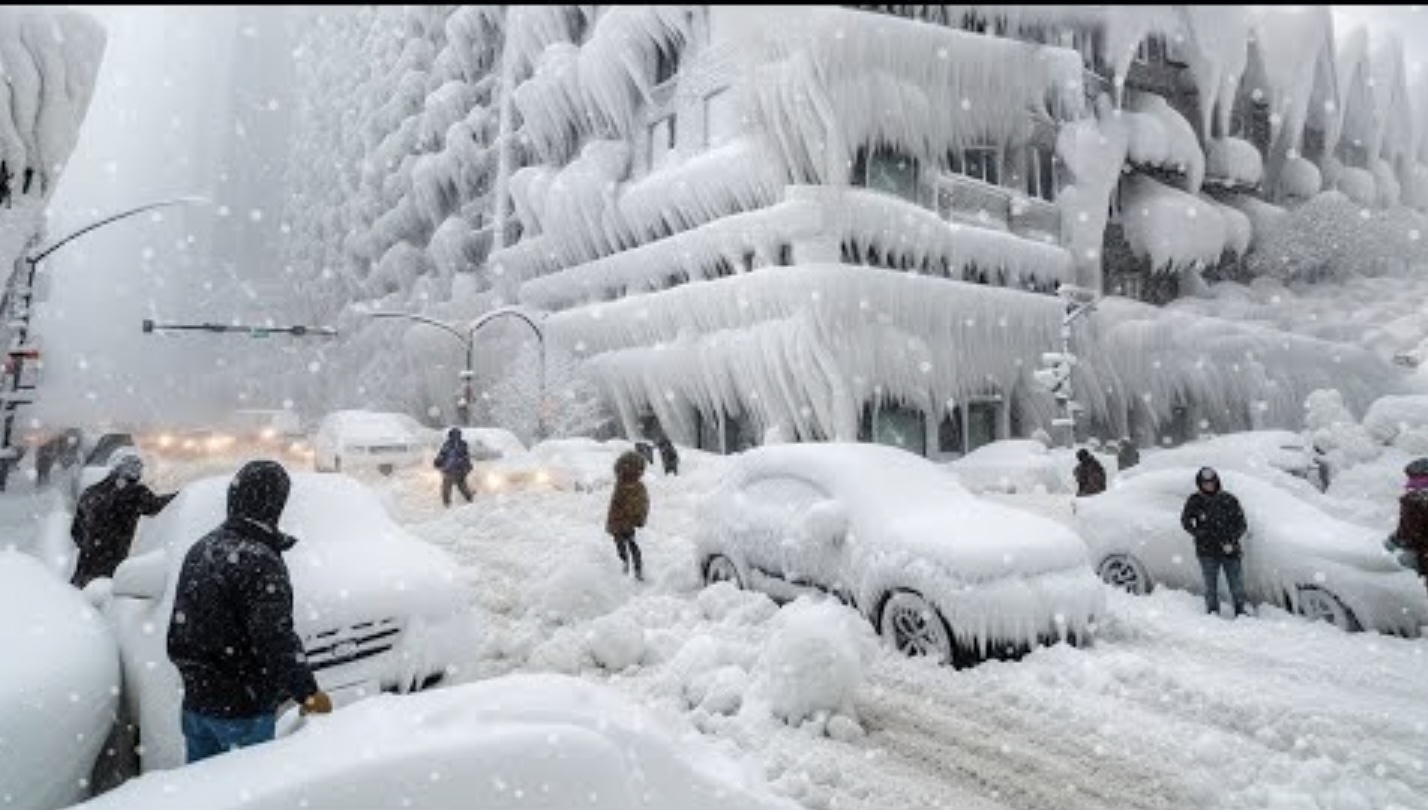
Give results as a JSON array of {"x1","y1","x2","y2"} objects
[
  {"x1": 112, "y1": 551, "x2": 167, "y2": 600},
  {"x1": 804, "y1": 500, "x2": 850, "y2": 547}
]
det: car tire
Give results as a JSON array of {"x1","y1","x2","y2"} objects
[
  {"x1": 702, "y1": 554, "x2": 743, "y2": 589},
  {"x1": 378, "y1": 463, "x2": 394, "y2": 476},
  {"x1": 878, "y1": 590, "x2": 954, "y2": 665},
  {"x1": 1096, "y1": 553, "x2": 1154, "y2": 595},
  {"x1": 1293, "y1": 585, "x2": 1360, "y2": 632}
]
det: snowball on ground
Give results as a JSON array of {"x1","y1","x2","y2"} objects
[
  {"x1": 75, "y1": 674, "x2": 798, "y2": 810},
  {"x1": 749, "y1": 597, "x2": 870, "y2": 726}
]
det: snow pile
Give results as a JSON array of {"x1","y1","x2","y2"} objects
[
  {"x1": 1205, "y1": 137, "x2": 1264, "y2": 188},
  {"x1": 749, "y1": 598, "x2": 869, "y2": 727},
  {"x1": 1302, "y1": 389, "x2": 1381, "y2": 468},
  {"x1": 1277, "y1": 155, "x2": 1323, "y2": 200},
  {"x1": 1, "y1": 550, "x2": 119, "y2": 810},
  {"x1": 1362, "y1": 395, "x2": 1428, "y2": 451},
  {"x1": 77, "y1": 674, "x2": 798, "y2": 810},
  {"x1": 1336, "y1": 166, "x2": 1378, "y2": 207},
  {"x1": 586, "y1": 613, "x2": 646, "y2": 672},
  {"x1": 1120, "y1": 174, "x2": 1229, "y2": 272},
  {"x1": 1245, "y1": 191, "x2": 1428, "y2": 281},
  {"x1": 531, "y1": 541, "x2": 628, "y2": 624}
]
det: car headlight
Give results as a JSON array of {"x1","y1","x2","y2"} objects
[
  {"x1": 157, "y1": 434, "x2": 174, "y2": 449},
  {"x1": 534, "y1": 469, "x2": 551, "y2": 485},
  {"x1": 485, "y1": 472, "x2": 503, "y2": 490}
]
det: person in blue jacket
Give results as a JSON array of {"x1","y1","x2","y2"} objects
[{"x1": 433, "y1": 427, "x2": 474, "y2": 507}]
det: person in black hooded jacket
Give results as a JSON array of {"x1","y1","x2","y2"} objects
[
  {"x1": 1180, "y1": 466, "x2": 1250, "y2": 617},
  {"x1": 70, "y1": 453, "x2": 176, "y2": 588},
  {"x1": 166, "y1": 460, "x2": 332, "y2": 764}
]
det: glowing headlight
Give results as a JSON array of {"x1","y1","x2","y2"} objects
[
  {"x1": 182, "y1": 439, "x2": 197, "y2": 451},
  {"x1": 485, "y1": 472, "x2": 503, "y2": 490},
  {"x1": 157, "y1": 434, "x2": 174, "y2": 449},
  {"x1": 534, "y1": 469, "x2": 551, "y2": 485}
]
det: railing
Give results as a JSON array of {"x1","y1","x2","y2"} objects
[{"x1": 934, "y1": 174, "x2": 1061, "y2": 241}]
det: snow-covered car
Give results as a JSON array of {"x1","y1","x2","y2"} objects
[
  {"x1": 946, "y1": 439, "x2": 1115, "y2": 494},
  {"x1": 1076, "y1": 468, "x2": 1428, "y2": 635},
  {"x1": 459, "y1": 426, "x2": 527, "y2": 460},
  {"x1": 102, "y1": 472, "x2": 470, "y2": 772},
  {"x1": 1, "y1": 551, "x2": 120, "y2": 810},
  {"x1": 694, "y1": 443, "x2": 1104, "y2": 667},
  {"x1": 472, "y1": 437, "x2": 634, "y2": 494},
  {"x1": 313, "y1": 410, "x2": 428, "y2": 475},
  {"x1": 1129, "y1": 430, "x2": 1327, "y2": 492},
  {"x1": 73, "y1": 674, "x2": 797, "y2": 810}
]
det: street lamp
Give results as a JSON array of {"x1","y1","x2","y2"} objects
[
  {"x1": 0, "y1": 196, "x2": 209, "y2": 491},
  {"x1": 365, "y1": 305, "x2": 547, "y2": 434}
]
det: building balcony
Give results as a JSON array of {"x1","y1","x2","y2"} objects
[{"x1": 933, "y1": 174, "x2": 1061, "y2": 243}]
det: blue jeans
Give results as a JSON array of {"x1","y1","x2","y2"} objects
[
  {"x1": 1198, "y1": 555, "x2": 1248, "y2": 616},
  {"x1": 182, "y1": 710, "x2": 276, "y2": 764}
]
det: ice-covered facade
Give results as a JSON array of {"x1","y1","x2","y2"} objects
[{"x1": 280, "y1": 6, "x2": 1420, "y2": 456}]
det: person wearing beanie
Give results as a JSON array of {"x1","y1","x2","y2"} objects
[
  {"x1": 69, "y1": 450, "x2": 176, "y2": 588},
  {"x1": 167, "y1": 460, "x2": 332, "y2": 763},
  {"x1": 1388, "y1": 458, "x2": 1428, "y2": 594},
  {"x1": 606, "y1": 450, "x2": 650, "y2": 581},
  {"x1": 432, "y1": 427, "x2": 474, "y2": 507},
  {"x1": 1180, "y1": 466, "x2": 1250, "y2": 617}
]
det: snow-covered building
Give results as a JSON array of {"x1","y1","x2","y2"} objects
[{"x1": 494, "y1": 5, "x2": 1408, "y2": 456}]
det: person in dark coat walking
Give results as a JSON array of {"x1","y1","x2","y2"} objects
[
  {"x1": 1116, "y1": 437, "x2": 1140, "y2": 472},
  {"x1": 1073, "y1": 448, "x2": 1107, "y2": 497},
  {"x1": 606, "y1": 450, "x2": 650, "y2": 581},
  {"x1": 656, "y1": 437, "x2": 679, "y2": 476},
  {"x1": 1180, "y1": 467, "x2": 1250, "y2": 616},
  {"x1": 432, "y1": 427, "x2": 474, "y2": 507},
  {"x1": 70, "y1": 452, "x2": 176, "y2": 588},
  {"x1": 167, "y1": 460, "x2": 332, "y2": 764},
  {"x1": 1388, "y1": 458, "x2": 1428, "y2": 594}
]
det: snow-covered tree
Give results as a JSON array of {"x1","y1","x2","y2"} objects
[
  {"x1": 1245, "y1": 191, "x2": 1428, "y2": 282},
  {"x1": 487, "y1": 342, "x2": 612, "y2": 443}
]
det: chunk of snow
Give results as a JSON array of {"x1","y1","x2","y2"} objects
[
  {"x1": 587, "y1": 613, "x2": 645, "y2": 672},
  {"x1": 750, "y1": 598, "x2": 868, "y2": 725}
]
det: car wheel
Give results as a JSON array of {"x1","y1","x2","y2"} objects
[
  {"x1": 879, "y1": 591, "x2": 954, "y2": 664},
  {"x1": 703, "y1": 555, "x2": 743, "y2": 588},
  {"x1": 1097, "y1": 553, "x2": 1154, "y2": 595},
  {"x1": 378, "y1": 463, "x2": 394, "y2": 476},
  {"x1": 1294, "y1": 585, "x2": 1360, "y2": 632}
]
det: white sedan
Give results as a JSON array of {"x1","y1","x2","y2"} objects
[
  {"x1": 72, "y1": 674, "x2": 798, "y2": 810},
  {"x1": 0, "y1": 551, "x2": 119, "y2": 810},
  {"x1": 101, "y1": 473, "x2": 470, "y2": 772},
  {"x1": 1076, "y1": 468, "x2": 1428, "y2": 635},
  {"x1": 694, "y1": 443, "x2": 1105, "y2": 667},
  {"x1": 312, "y1": 410, "x2": 428, "y2": 475}
]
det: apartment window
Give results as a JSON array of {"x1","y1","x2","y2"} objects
[
  {"x1": 1026, "y1": 146, "x2": 1056, "y2": 202},
  {"x1": 648, "y1": 114, "x2": 675, "y2": 172},
  {"x1": 855, "y1": 147, "x2": 922, "y2": 203},
  {"x1": 951, "y1": 145, "x2": 1000, "y2": 186},
  {"x1": 654, "y1": 41, "x2": 681, "y2": 85},
  {"x1": 1135, "y1": 35, "x2": 1167, "y2": 66},
  {"x1": 859, "y1": 402, "x2": 928, "y2": 457},
  {"x1": 703, "y1": 88, "x2": 737, "y2": 148}
]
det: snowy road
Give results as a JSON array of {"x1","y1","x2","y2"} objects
[
  {"x1": 17, "y1": 452, "x2": 1424, "y2": 810},
  {"x1": 373, "y1": 452, "x2": 1428, "y2": 810}
]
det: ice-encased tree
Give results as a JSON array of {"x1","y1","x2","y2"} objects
[{"x1": 487, "y1": 341, "x2": 612, "y2": 443}]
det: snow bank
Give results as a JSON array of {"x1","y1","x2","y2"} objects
[
  {"x1": 77, "y1": 674, "x2": 798, "y2": 810},
  {"x1": 749, "y1": 598, "x2": 869, "y2": 725},
  {"x1": 1, "y1": 550, "x2": 119, "y2": 810},
  {"x1": 531, "y1": 541, "x2": 627, "y2": 624},
  {"x1": 1363, "y1": 395, "x2": 1428, "y2": 447}
]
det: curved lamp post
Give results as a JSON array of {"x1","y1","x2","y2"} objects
[
  {"x1": 0, "y1": 196, "x2": 209, "y2": 491},
  {"x1": 366, "y1": 305, "x2": 547, "y2": 433}
]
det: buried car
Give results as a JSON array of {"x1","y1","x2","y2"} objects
[
  {"x1": 694, "y1": 443, "x2": 1104, "y2": 667},
  {"x1": 1076, "y1": 468, "x2": 1428, "y2": 635},
  {"x1": 313, "y1": 410, "x2": 428, "y2": 475},
  {"x1": 100, "y1": 472, "x2": 469, "y2": 772},
  {"x1": 0, "y1": 551, "x2": 120, "y2": 810},
  {"x1": 73, "y1": 674, "x2": 798, "y2": 810},
  {"x1": 471, "y1": 436, "x2": 635, "y2": 494}
]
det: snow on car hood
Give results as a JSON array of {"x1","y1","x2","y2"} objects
[
  {"x1": 73, "y1": 674, "x2": 797, "y2": 810},
  {"x1": 136, "y1": 473, "x2": 465, "y2": 630},
  {"x1": 1, "y1": 551, "x2": 119, "y2": 810}
]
